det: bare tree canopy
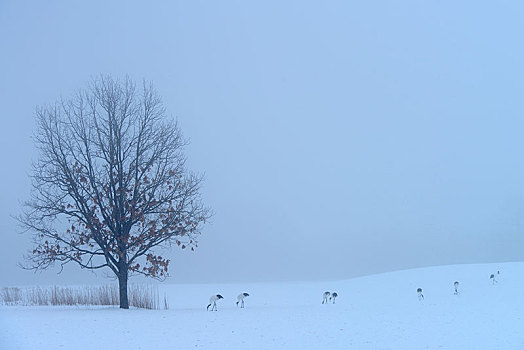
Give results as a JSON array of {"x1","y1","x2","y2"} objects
[{"x1": 19, "y1": 76, "x2": 211, "y2": 308}]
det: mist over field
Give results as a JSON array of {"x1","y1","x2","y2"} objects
[
  {"x1": 0, "y1": 0, "x2": 523, "y2": 303},
  {"x1": 2, "y1": 263, "x2": 524, "y2": 349},
  {"x1": 1, "y1": 1, "x2": 524, "y2": 349}
]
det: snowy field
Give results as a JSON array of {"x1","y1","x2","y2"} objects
[{"x1": 1, "y1": 262, "x2": 523, "y2": 349}]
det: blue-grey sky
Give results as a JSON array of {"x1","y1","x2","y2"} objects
[{"x1": 1, "y1": 1, "x2": 524, "y2": 285}]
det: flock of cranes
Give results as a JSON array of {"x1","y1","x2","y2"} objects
[
  {"x1": 416, "y1": 270, "x2": 500, "y2": 302},
  {"x1": 206, "y1": 271, "x2": 501, "y2": 310},
  {"x1": 207, "y1": 293, "x2": 250, "y2": 311},
  {"x1": 206, "y1": 291, "x2": 338, "y2": 311}
]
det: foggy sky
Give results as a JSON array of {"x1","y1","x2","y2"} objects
[{"x1": 1, "y1": 1, "x2": 524, "y2": 286}]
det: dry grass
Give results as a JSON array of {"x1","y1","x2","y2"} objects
[
  {"x1": 163, "y1": 293, "x2": 169, "y2": 310},
  {"x1": 128, "y1": 284, "x2": 158, "y2": 309},
  {"x1": 1, "y1": 287, "x2": 23, "y2": 305},
  {"x1": 0, "y1": 284, "x2": 167, "y2": 309}
]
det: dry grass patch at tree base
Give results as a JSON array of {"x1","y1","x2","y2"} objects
[{"x1": 0, "y1": 284, "x2": 167, "y2": 309}]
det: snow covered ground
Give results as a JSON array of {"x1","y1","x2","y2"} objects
[{"x1": 1, "y1": 262, "x2": 523, "y2": 349}]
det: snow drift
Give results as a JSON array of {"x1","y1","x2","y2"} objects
[{"x1": 1, "y1": 262, "x2": 523, "y2": 349}]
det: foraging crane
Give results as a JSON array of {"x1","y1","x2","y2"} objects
[
  {"x1": 330, "y1": 292, "x2": 338, "y2": 304},
  {"x1": 417, "y1": 288, "x2": 424, "y2": 301},
  {"x1": 322, "y1": 291, "x2": 331, "y2": 304},
  {"x1": 207, "y1": 294, "x2": 224, "y2": 311},
  {"x1": 236, "y1": 293, "x2": 249, "y2": 308}
]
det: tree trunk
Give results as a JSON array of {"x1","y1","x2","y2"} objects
[{"x1": 118, "y1": 269, "x2": 129, "y2": 309}]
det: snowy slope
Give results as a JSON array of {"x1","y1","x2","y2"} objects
[{"x1": 1, "y1": 262, "x2": 523, "y2": 349}]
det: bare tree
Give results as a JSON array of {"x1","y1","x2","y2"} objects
[{"x1": 19, "y1": 76, "x2": 211, "y2": 309}]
